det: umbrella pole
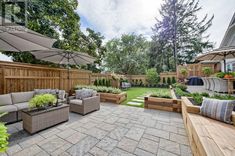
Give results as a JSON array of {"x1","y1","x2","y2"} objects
[{"x1": 67, "y1": 54, "x2": 70, "y2": 93}]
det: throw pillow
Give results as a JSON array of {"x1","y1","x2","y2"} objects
[
  {"x1": 75, "y1": 90, "x2": 83, "y2": 99},
  {"x1": 58, "y1": 90, "x2": 66, "y2": 100},
  {"x1": 200, "y1": 97, "x2": 235, "y2": 124}
]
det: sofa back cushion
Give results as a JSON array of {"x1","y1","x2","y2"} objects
[
  {"x1": 0, "y1": 94, "x2": 13, "y2": 106},
  {"x1": 75, "y1": 89, "x2": 95, "y2": 99},
  {"x1": 34, "y1": 89, "x2": 58, "y2": 95},
  {"x1": 11, "y1": 91, "x2": 34, "y2": 104},
  {"x1": 58, "y1": 90, "x2": 66, "y2": 100},
  {"x1": 200, "y1": 98, "x2": 235, "y2": 124}
]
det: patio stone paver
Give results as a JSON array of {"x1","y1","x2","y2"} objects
[
  {"x1": 96, "y1": 137, "x2": 118, "y2": 152},
  {"x1": 137, "y1": 138, "x2": 159, "y2": 154},
  {"x1": 4, "y1": 102, "x2": 191, "y2": 156},
  {"x1": 117, "y1": 137, "x2": 138, "y2": 153},
  {"x1": 159, "y1": 138, "x2": 180, "y2": 155},
  {"x1": 134, "y1": 148, "x2": 155, "y2": 156}
]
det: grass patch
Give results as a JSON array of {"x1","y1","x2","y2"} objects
[{"x1": 122, "y1": 87, "x2": 170, "y2": 108}]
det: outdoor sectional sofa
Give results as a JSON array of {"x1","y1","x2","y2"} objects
[{"x1": 0, "y1": 89, "x2": 67, "y2": 123}]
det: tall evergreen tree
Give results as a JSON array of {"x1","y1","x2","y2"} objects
[{"x1": 150, "y1": 0, "x2": 214, "y2": 72}]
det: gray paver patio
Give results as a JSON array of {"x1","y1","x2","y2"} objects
[{"x1": 2, "y1": 103, "x2": 192, "y2": 156}]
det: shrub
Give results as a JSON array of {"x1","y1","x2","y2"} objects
[
  {"x1": 190, "y1": 92, "x2": 209, "y2": 105},
  {"x1": 180, "y1": 68, "x2": 188, "y2": 78},
  {"x1": 29, "y1": 94, "x2": 57, "y2": 109},
  {"x1": 135, "y1": 79, "x2": 138, "y2": 86},
  {"x1": 211, "y1": 94, "x2": 235, "y2": 100},
  {"x1": 202, "y1": 67, "x2": 212, "y2": 77},
  {"x1": 167, "y1": 77, "x2": 171, "y2": 85},
  {"x1": 94, "y1": 79, "x2": 98, "y2": 86},
  {"x1": 102, "y1": 78, "x2": 106, "y2": 86},
  {"x1": 0, "y1": 113, "x2": 9, "y2": 152},
  {"x1": 139, "y1": 79, "x2": 143, "y2": 86},
  {"x1": 146, "y1": 68, "x2": 160, "y2": 86},
  {"x1": 172, "y1": 83, "x2": 187, "y2": 91},
  {"x1": 150, "y1": 90, "x2": 171, "y2": 99},
  {"x1": 174, "y1": 88, "x2": 190, "y2": 97},
  {"x1": 106, "y1": 79, "x2": 111, "y2": 87},
  {"x1": 216, "y1": 72, "x2": 226, "y2": 78},
  {"x1": 172, "y1": 77, "x2": 176, "y2": 84},
  {"x1": 74, "y1": 85, "x2": 122, "y2": 94},
  {"x1": 163, "y1": 77, "x2": 166, "y2": 84}
]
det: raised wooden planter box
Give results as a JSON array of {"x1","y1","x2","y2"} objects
[
  {"x1": 144, "y1": 89, "x2": 181, "y2": 112},
  {"x1": 181, "y1": 97, "x2": 235, "y2": 156},
  {"x1": 22, "y1": 104, "x2": 69, "y2": 134},
  {"x1": 99, "y1": 92, "x2": 127, "y2": 104}
]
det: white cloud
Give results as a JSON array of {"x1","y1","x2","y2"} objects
[
  {"x1": 77, "y1": 0, "x2": 162, "y2": 40},
  {"x1": 77, "y1": 0, "x2": 235, "y2": 47}
]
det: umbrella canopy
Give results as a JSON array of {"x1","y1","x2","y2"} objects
[
  {"x1": 0, "y1": 18, "x2": 56, "y2": 52},
  {"x1": 30, "y1": 48, "x2": 95, "y2": 65},
  {"x1": 195, "y1": 47, "x2": 235, "y2": 72},
  {"x1": 31, "y1": 48, "x2": 95, "y2": 91}
]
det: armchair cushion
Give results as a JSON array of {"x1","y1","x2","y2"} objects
[
  {"x1": 70, "y1": 99, "x2": 83, "y2": 105},
  {"x1": 0, "y1": 94, "x2": 12, "y2": 106},
  {"x1": 75, "y1": 89, "x2": 95, "y2": 99}
]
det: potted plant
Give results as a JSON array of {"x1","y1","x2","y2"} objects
[
  {"x1": 202, "y1": 67, "x2": 212, "y2": 77},
  {"x1": 179, "y1": 68, "x2": 188, "y2": 83},
  {"x1": 224, "y1": 73, "x2": 234, "y2": 79},
  {"x1": 0, "y1": 113, "x2": 9, "y2": 153},
  {"x1": 29, "y1": 94, "x2": 57, "y2": 110}
]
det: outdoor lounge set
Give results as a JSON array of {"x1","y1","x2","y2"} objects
[
  {"x1": 0, "y1": 88, "x2": 100, "y2": 133},
  {"x1": 201, "y1": 77, "x2": 228, "y2": 93}
]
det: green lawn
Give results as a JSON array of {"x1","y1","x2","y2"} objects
[{"x1": 121, "y1": 87, "x2": 170, "y2": 108}]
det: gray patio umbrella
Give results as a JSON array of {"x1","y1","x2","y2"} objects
[
  {"x1": 196, "y1": 47, "x2": 235, "y2": 72},
  {"x1": 31, "y1": 48, "x2": 95, "y2": 90},
  {"x1": 0, "y1": 18, "x2": 56, "y2": 52}
]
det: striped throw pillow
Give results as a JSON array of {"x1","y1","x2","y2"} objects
[{"x1": 200, "y1": 98, "x2": 235, "y2": 124}]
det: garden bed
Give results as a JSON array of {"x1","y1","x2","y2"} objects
[
  {"x1": 144, "y1": 88, "x2": 181, "y2": 112},
  {"x1": 100, "y1": 92, "x2": 127, "y2": 104}
]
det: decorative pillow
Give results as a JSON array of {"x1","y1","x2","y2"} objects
[
  {"x1": 58, "y1": 90, "x2": 66, "y2": 100},
  {"x1": 92, "y1": 90, "x2": 97, "y2": 96},
  {"x1": 80, "y1": 89, "x2": 93, "y2": 99},
  {"x1": 75, "y1": 90, "x2": 83, "y2": 99},
  {"x1": 200, "y1": 97, "x2": 235, "y2": 124}
]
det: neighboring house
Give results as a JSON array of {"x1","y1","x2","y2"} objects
[{"x1": 219, "y1": 12, "x2": 235, "y2": 72}]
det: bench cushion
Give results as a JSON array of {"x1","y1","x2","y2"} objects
[
  {"x1": 14, "y1": 102, "x2": 29, "y2": 110},
  {"x1": 0, "y1": 105, "x2": 17, "y2": 113},
  {"x1": 11, "y1": 91, "x2": 34, "y2": 104},
  {"x1": 70, "y1": 99, "x2": 83, "y2": 105},
  {"x1": 200, "y1": 98, "x2": 235, "y2": 123},
  {"x1": 0, "y1": 94, "x2": 13, "y2": 106}
]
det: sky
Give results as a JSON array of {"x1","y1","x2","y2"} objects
[{"x1": 0, "y1": 0, "x2": 235, "y2": 61}]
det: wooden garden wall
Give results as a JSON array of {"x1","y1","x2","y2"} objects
[{"x1": 0, "y1": 61, "x2": 91, "y2": 94}]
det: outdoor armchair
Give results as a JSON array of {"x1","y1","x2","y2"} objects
[{"x1": 69, "y1": 89, "x2": 100, "y2": 115}]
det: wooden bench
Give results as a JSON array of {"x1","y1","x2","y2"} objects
[{"x1": 181, "y1": 97, "x2": 235, "y2": 156}]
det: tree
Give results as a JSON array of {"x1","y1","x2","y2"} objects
[
  {"x1": 146, "y1": 68, "x2": 160, "y2": 85},
  {"x1": 3, "y1": 0, "x2": 105, "y2": 71},
  {"x1": 104, "y1": 34, "x2": 149, "y2": 75},
  {"x1": 150, "y1": 0, "x2": 214, "y2": 72}
]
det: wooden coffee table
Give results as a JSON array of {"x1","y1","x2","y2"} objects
[{"x1": 22, "y1": 104, "x2": 69, "y2": 134}]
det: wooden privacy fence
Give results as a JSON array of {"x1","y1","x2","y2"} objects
[
  {"x1": 177, "y1": 63, "x2": 221, "y2": 78},
  {"x1": 0, "y1": 61, "x2": 91, "y2": 94}
]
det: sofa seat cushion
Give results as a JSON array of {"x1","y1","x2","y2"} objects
[
  {"x1": 0, "y1": 94, "x2": 13, "y2": 106},
  {"x1": 11, "y1": 91, "x2": 34, "y2": 104},
  {"x1": 58, "y1": 99, "x2": 66, "y2": 103},
  {"x1": 0, "y1": 105, "x2": 17, "y2": 113},
  {"x1": 14, "y1": 102, "x2": 29, "y2": 110},
  {"x1": 70, "y1": 99, "x2": 83, "y2": 105}
]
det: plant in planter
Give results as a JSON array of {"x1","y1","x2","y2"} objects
[
  {"x1": 29, "y1": 94, "x2": 57, "y2": 109},
  {"x1": 172, "y1": 83, "x2": 187, "y2": 91},
  {"x1": 167, "y1": 77, "x2": 171, "y2": 85},
  {"x1": 224, "y1": 73, "x2": 234, "y2": 79},
  {"x1": 202, "y1": 67, "x2": 212, "y2": 77},
  {"x1": 0, "y1": 113, "x2": 9, "y2": 153},
  {"x1": 180, "y1": 68, "x2": 188, "y2": 78},
  {"x1": 172, "y1": 77, "x2": 176, "y2": 84},
  {"x1": 163, "y1": 77, "x2": 166, "y2": 84},
  {"x1": 216, "y1": 72, "x2": 226, "y2": 78},
  {"x1": 150, "y1": 90, "x2": 172, "y2": 99}
]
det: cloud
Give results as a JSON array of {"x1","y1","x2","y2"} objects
[
  {"x1": 76, "y1": 0, "x2": 162, "y2": 40},
  {"x1": 77, "y1": 0, "x2": 235, "y2": 48}
]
